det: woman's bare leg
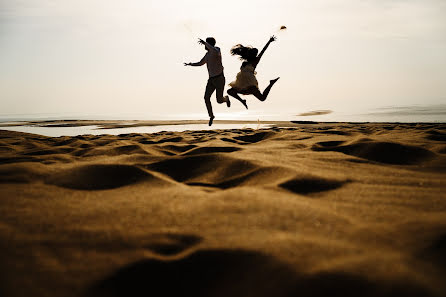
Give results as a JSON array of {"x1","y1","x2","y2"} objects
[
  {"x1": 227, "y1": 88, "x2": 248, "y2": 109},
  {"x1": 252, "y1": 77, "x2": 280, "y2": 101}
]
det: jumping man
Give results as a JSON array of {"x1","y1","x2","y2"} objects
[{"x1": 184, "y1": 37, "x2": 230, "y2": 126}]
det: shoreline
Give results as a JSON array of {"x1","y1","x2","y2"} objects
[
  {"x1": 1, "y1": 119, "x2": 445, "y2": 128},
  {"x1": 1, "y1": 120, "x2": 445, "y2": 138}
]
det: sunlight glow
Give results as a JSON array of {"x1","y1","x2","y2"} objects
[{"x1": 1, "y1": 0, "x2": 445, "y2": 120}]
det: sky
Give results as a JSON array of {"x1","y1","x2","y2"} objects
[{"x1": 1, "y1": 0, "x2": 445, "y2": 120}]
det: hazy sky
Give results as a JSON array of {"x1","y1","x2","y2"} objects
[{"x1": 1, "y1": 0, "x2": 445, "y2": 119}]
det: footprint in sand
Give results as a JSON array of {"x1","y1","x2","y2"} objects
[
  {"x1": 232, "y1": 131, "x2": 276, "y2": 144},
  {"x1": 82, "y1": 144, "x2": 149, "y2": 157},
  {"x1": 181, "y1": 146, "x2": 241, "y2": 156},
  {"x1": 426, "y1": 130, "x2": 446, "y2": 142},
  {"x1": 146, "y1": 154, "x2": 258, "y2": 184},
  {"x1": 158, "y1": 144, "x2": 197, "y2": 154},
  {"x1": 144, "y1": 234, "x2": 202, "y2": 256},
  {"x1": 147, "y1": 154, "x2": 297, "y2": 190},
  {"x1": 279, "y1": 176, "x2": 347, "y2": 195},
  {"x1": 23, "y1": 147, "x2": 77, "y2": 156},
  {"x1": 45, "y1": 164, "x2": 170, "y2": 190},
  {"x1": 309, "y1": 129, "x2": 352, "y2": 136},
  {"x1": 312, "y1": 139, "x2": 436, "y2": 165}
]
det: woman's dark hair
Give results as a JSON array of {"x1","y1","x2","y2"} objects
[{"x1": 230, "y1": 44, "x2": 258, "y2": 62}]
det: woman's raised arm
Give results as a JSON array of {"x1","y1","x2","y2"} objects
[{"x1": 254, "y1": 35, "x2": 276, "y2": 67}]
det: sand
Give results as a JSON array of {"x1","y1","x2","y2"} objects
[{"x1": 0, "y1": 122, "x2": 445, "y2": 297}]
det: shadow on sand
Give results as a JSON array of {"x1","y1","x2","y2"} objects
[{"x1": 89, "y1": 249, "x2": 433, "y2": 297}]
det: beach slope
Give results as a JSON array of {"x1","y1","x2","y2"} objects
[{"x1": 0, "y1": 122, "x2": 445, "y2": 297}]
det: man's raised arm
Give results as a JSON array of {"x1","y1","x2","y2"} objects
[
  {"x1": 184, "y1": 56, "x2": 206, "y2": 66},
  {"x1": 198, "y1": 39, "x2": 219, "y2": 54}
]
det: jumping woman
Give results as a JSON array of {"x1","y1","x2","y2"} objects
[{"x1": 227, "y1": 36, "x2": 280, "y2": 109}]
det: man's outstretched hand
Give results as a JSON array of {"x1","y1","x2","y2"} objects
[
  {"x1": 184, "y1": 62, "x2": 191, "y2": 66},
  {"x1": 269, "y1": 35, "x2": 277, "y2": 43},
  {"x1": 197, "y1": 38, "x2": 205, "y2": 45}
]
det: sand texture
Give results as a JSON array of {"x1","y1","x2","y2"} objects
[{"x1": 0, "y1": 122, "x2": 446, "y2": 297}]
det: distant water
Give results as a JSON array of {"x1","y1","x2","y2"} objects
[
  {"x1": 292, "y1": 104, "x2": 446, "y2": 123},
  {"x1": 0, "y1": 104, "x2": 444, "y2": 137},
  {"x1": 1, "y1": 104, "x2": 445, "y2": 123},
  {"x1": 0, "y1": 124, "x2": 272, "y2": 137}
]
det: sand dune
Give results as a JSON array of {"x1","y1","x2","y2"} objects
[{"x1": 0, "y1": 123, "x2": 446, "y2": 297}]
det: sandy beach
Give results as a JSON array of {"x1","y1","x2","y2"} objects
[{"x1": 0, "y1": 121, "x2": 445, "y2": 297}]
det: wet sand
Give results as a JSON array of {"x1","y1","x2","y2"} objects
[{"x1": 0, "y1": 121, "x2": 445, "y2": 297}]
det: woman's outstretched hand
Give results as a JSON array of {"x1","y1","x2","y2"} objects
[
  {"x1": 269, "y1": 35, "x2": 277, "y2": 43},
  {"x1": 197, "y1": 38, "x2": 205, "y2": 45},
  {"x1": 184, "y1": 62, "x2": 191, "y2": 66}
]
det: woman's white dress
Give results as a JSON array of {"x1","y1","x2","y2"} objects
[{"x1": 229, "y1": 64, "x2": 258, "y2": 91}]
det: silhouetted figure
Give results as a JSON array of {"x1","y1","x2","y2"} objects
[
  {"x1": 227, "y1": 36, "x2": 280, "y2": 109},
  {"x1": 185, "y1": 37, "x2": 230, "y2": 126}
]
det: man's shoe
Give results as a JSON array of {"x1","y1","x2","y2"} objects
[
  {"x1": 208, "y1": 116, "x2": 215, "y2": 126},
  {"x1": 225, "y1": 95, "x2": 231, "y2": 108}
]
